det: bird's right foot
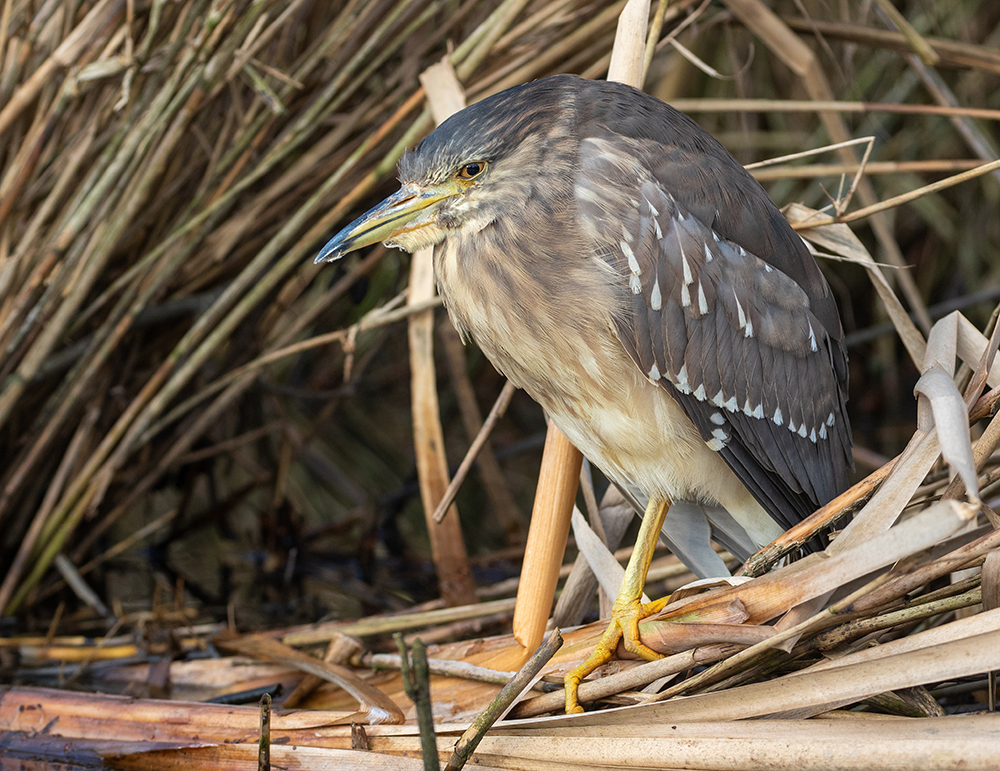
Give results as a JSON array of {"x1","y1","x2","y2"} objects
[{"x1": 563, "y1": 593, "x2": 670, "y2": 714}]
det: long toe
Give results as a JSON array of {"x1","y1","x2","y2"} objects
[{"x1": 564, "y1": 596, "x2": 666, "y2": 712}]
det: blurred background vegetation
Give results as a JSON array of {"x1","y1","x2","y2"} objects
[{"x1": 0, "y1": 0, "x2": 997, "y2": 641}]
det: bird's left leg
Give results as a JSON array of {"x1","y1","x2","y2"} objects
[{"x1": 564, "y1": 496, "x2": 672, "y2": 714}]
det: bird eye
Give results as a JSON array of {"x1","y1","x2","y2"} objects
[{"x1": 457, "y1": 161, "x2": 486, "y2": 180}]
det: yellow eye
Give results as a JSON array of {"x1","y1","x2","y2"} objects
[{"x1": 457, "y1": 161, "x2": 486, "y2": 180}]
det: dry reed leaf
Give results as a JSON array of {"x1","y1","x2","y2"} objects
[
  {"x1": 913, "y1": 366, "x2": 978, "y2": 500},
  {"x1": 539, "y1": 625, "x2": 1000, "y2": 725},
  {"x1": 465, "y1": 716, "x2": 1000, "y2": 770},
  {"x1": 216, "y1": 635, "x2": 404, "y2": 725},
  {"x1": 800, "y1": 607, "x2": 1000, "y2": 675},
  {"x1": 570, "y1": 505, "x2": 635, "y2": 602},
  {"x1": 651, "y1": 499, "x2": 975, "y2": 628},
  {"x1": 833, "y1": 433, "x2": 941, "y2": 545},
  {"x1": 786, "y1": 202, "x2": 926, "y2": 365},
  {"x1": 835, "y1": 309, "x2": 985, "y2": 548},
  {"x1": 957, "y1": 313, "x2": 1000, "y2": 388}
]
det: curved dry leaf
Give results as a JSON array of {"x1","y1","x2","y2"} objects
[
  {"x1": 216, "y1": 634, "x2": 404, "y2": 725},
  {"x1": 570, "y1": 506, "x2": 644, "y2": 602},
  {"x1": 786, "y1": 202, "x2": 926, "y2": 367},
  {"x1": 914, "y1": 366, "x2": 979, "y2": 501},
  {"x1": 479, "y1": 717, "x2": 1000, "y2": 770},
  {"x1": 958, "y1": 313, "x2": 1000, "y2": 390},
  {"x1": 803, "y1": 608, "x2": 1000, "y2": 675}
]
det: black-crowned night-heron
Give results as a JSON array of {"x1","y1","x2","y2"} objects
[{"x1": 317, "y1": 74, "x2": 852, "y2": 713}]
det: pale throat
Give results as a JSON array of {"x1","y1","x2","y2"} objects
[{"x1": 386, "y1": 194, "x2": 494, "y2": 254}]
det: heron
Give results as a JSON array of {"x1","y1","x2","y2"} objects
[{"x1": 315, "y1": 74, "x2": 852, "y2": 713}]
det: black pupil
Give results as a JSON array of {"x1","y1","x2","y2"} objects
[{"x1": 464, "y1": 163, "x2": 482, "y2": 177}]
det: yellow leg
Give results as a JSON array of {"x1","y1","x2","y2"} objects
[{"x1": 564, "y1": 496, "x2": 672, "y2": 714}]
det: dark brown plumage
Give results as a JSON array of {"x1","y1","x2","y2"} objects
[{"x1": 316, "y1": 74, "x2": 853, "y2": 712}]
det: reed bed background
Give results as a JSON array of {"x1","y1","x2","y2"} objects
[{"x1": 1, "y1": 0, "x2": 1000, "y2": 767}]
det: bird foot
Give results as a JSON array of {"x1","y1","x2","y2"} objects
[{"x1": 564, "y1": 595, "x2": 669, "y2": 714}]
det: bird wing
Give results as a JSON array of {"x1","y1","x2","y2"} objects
[{"x1": 576, "y1": 136, "x2": 851, "y2": 530}]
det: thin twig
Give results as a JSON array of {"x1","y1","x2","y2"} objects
[
  {"x1": 433, "y1": 381, "x2": 518, "y2": 523},
  {"x1": 367, "y1": 652, "x2": 553, "y2": 690},
  {"x1": 445, "y1": 629, "x2": 563, "y2": 771},
  {"x1": 793, "y1": 159, "x2": 1000, "y2": 229}
]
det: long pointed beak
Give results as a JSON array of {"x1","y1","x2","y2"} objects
[{"x1": 315, "y1": 182, "x2": 459, "y2": 263}]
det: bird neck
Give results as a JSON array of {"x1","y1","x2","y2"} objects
[{"x1": 433, "y1": 205, "x2": 626, "y2": 415}]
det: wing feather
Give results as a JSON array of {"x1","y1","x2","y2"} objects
[{"x1": 577, "y1": 136, "x2": 852, "y2": 531}]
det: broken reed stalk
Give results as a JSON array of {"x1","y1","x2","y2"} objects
[
  {"x1": 395, "y1": 635, "x2": 439, "y2": 771},
  {"x1": 368, "y1": 652, "x2": 549, "y2": 690},
  {"x1": 257, "y1": 693, "x2": 271, "y2": 771},
  {"x1": 510, "y1": 423, "x2": 583, "y2": 656}
]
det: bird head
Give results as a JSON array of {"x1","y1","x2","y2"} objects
[
  {"x1": 314, "y1": 157, "x2": 493, "y2": 263},
  {"x1": 315, "y1": 76, "x2": 579, "y2": 263}
]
